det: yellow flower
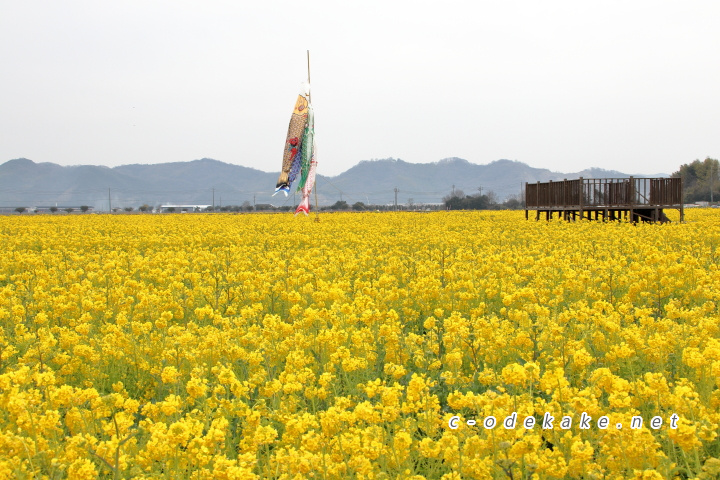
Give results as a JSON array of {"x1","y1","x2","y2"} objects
[
  {"x1": 1, "y1": 208, "x2": 719, "y2": 478},
  {"x1": 501, "y1": 362, "x2": 528, "y2": 386},
  {"x1": 161, "y1": 366, "x2": 180, "y2": 384},
  {"x1": 66, "y1": 458, "x2": 98, "y2": 480},
  {"x1": 186, "y1": 377, "x2": 208, "y2": 399}
]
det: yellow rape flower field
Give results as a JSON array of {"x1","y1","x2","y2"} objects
[{"x1": 1, "y1": 210, "x2": 720, "y2": 480}]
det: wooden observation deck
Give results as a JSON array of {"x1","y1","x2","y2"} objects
[{"x1": 525, "y1": 177, "x2": 684, "y2": 223}]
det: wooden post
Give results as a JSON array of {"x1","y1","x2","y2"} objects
[
  {"x1": 628, "y1": 176, "x2": 635, "y2": 203},
  {"x1": 680, "y1": 176, "x2": 684, "y2": 222},
  {"x1": 578, "y1": 177, "x2": 584, "y2": 220},
  {"x1": 549, "y1": 179, "x2": 553, "y2": 208}
]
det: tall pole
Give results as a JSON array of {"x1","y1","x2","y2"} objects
[
  {"x1": 308, "y1": 49, "x2": 320, "y2": 222},
  {"x1": 394, "y1": 187, "x2": 399, "y2": 211},
  {"x1": 307, "y1": 50, "x2": 311, "y2": 104},
  {"x1": 212, "y1": 188, "x2": 215, "y2": 211}
]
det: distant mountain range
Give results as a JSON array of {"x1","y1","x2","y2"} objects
[{"x1": 0, "y1": 157, "x2": 669, "y2": 210}]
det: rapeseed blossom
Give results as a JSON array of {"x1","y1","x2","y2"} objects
[{"x1": 0, "y1": 210, "x2": 718, "y2": 478}]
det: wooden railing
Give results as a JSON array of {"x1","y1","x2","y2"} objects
[{"x1": 526, "y1": 177, "x2": 683, "y2": 208}]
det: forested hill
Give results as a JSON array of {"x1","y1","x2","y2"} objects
[{"x1": 0, "y1": 157, "x2": 667, "y2": 210}]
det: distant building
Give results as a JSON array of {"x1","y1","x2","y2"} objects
[{"x1": 158, "y1": 205, "x2": 211, "y2": 213}]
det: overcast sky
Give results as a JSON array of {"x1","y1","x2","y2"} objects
[{"x1": 1, "y1": 0, "x2": 718, "y2": 176}]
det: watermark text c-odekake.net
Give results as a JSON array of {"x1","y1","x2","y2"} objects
[{"x1": 448, "y1": 412, "x2": 679, "y2": 431}]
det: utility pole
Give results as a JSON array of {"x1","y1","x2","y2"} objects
[
  {"x1": 394, "y1": 187, "x2": 399, "y2": 211},
  {"x1": 452, "y1": 184, "x2": 455, "y2": 197},
  {"x1": 212, "y1": 188, "x2": 215, "y2": 211},
  {"x1": 253, "y1": 194, "x2": 256, "y2": 211}
]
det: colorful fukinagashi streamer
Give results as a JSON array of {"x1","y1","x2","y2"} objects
[
  {"x1": 275, "y1": 82, "x2": 312, "y2": 197},
  {"x1": 275, "y1": 80, "x2": 318, "y2": 215},
  {"x1": 295, "y1": 142, "x2": 317, "y2": 216}
]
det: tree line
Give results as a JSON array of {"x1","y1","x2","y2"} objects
[
  {"x1": 442, "y1": 189, "x2": 523, "y2": 210},
  {"x1": 673, "y1": 157, "x2": 719, "y2": 203}
]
